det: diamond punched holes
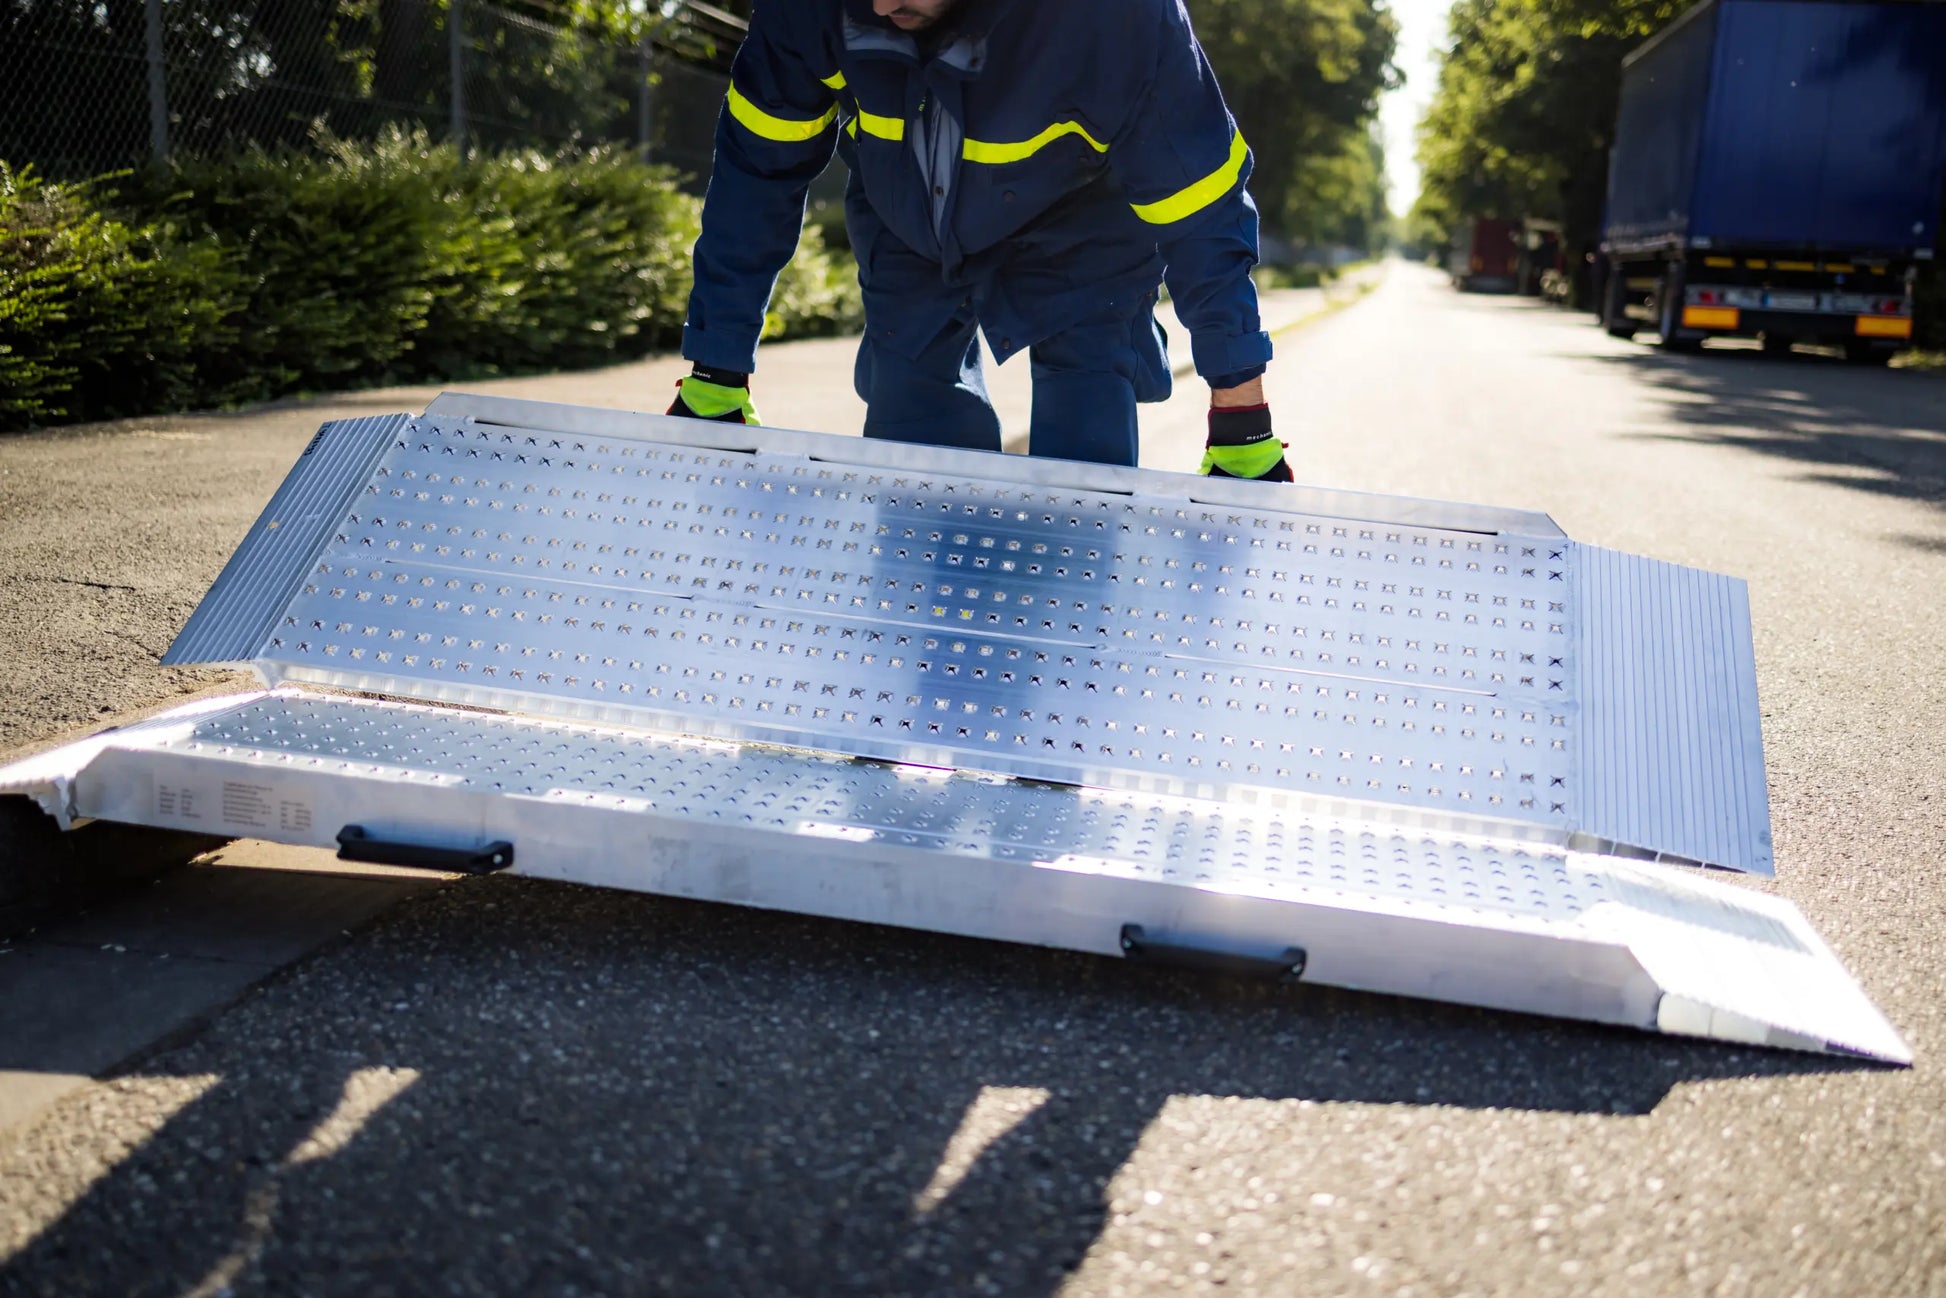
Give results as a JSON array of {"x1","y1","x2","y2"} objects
[
  {"x1": 175, "y1": 694, "x2": 1604, "y2": 925},
  {"x1": 106, "y1": 404, "x2": 1836, "y2": 1049},
  {"x1": 255, "y1": 417, "x2": 1581, "y2": 825}
]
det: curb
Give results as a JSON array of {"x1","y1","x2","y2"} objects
[
  {"x1": 1, "y1": 683, "x2": 248, "y2": 942},
  {"x1": 0, "y1": 799, "x2": 227, "y2": 944}
]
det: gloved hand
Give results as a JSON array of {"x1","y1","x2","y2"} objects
[
  {"x1": 667, "y1": 365, "x2": 761, "y2": 424},
  {"x1": 1199, "y1": 403, "x2": 1293, "y2": 481}
]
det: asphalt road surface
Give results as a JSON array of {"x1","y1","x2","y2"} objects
[{"x1": 3, "y1": 263, "x2": 1943, "y2": 1296}]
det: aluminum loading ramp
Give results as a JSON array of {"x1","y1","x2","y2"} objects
[{"x1": 0, "y1": 393, "x2": 1908, "y2": 1064}]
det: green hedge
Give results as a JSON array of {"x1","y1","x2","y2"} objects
[
  {"x1": 0, "y1": 132, "x2": 862, "y2": 433},
  {"x1": 0, "y1": 166, "x2": 236, "y2": 427}
]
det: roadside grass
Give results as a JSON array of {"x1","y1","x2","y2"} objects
[
  {"x1": 1284, "y1": 260, "x2": 1385, "y2": 327},
  {"x1": 1251, "y1": 258, "x2": 1379, "y2": 292}
]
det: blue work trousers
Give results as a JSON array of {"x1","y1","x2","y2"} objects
[{"x1": 853, "y1": 296, "x2": 1172, "y2": 467}]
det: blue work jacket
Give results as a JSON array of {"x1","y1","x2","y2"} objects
[{"x1": 682, "y1": 0, "x2": 1272, "y2": 389}]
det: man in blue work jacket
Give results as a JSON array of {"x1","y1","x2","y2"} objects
[{"x1": 666, "y1": 0, "x2": 1293, "y2": 483}]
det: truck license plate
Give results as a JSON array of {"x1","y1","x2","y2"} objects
[{"x1": 1764, "y1": 291, "x2": 1818, "y2": 311}]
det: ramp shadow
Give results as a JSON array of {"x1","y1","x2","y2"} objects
[{"x1": 0, "y1": 876, "x2": 1875, "y2": 1298}]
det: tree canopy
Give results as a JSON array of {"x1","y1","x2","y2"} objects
[
  {"x1": 0, "y1": 0, "x2": 749, "y2": 176},
  {"x1": 0, "y1": 0, "x2": 1396, "y2": 252},
  {"x1": 1192, "y1": 0, "x2": 1400, "y2": 253},
  {"x1": 1411, "y1": 0, "x2": 1687, "y2": 260}
]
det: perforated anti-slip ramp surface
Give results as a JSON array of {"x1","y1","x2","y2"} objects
[{"x1": 0, "y1": 393, "x2": 1906, "y2": 1062}]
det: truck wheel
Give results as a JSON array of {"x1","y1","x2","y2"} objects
[
  {"x1": 1657, "y1": 266, "x2": 1702, "y2": 353},
  {"x1": 1843, "y1": 341, "x2": 1893, "y2": 366},
  {"x1": 1602, "y1": 260, "x2": 1636, "y2": 339}
]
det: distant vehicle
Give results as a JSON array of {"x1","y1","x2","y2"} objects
[
  {"x1": 1598, "y1": 0, "x2": 1946, "y2": 362},
  {"x1": 1448, "y1": 217, "x2": 1521, "y2": 292}
]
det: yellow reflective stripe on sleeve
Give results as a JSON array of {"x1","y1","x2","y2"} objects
[
  {"x1": 725, "y1": 83, "x2": 838, "y2": 142},
  {"x1": 1130, "y1": 131, "x2": 1249, "y2": 225},
  {"x1": 855, "y1": 107, "x2": 904, "y2": 141},
  {"x1": 817, "y1": 69, "x2": 901, "y2": 143},
  {"x1": 962, "y1": 121, "x2": 1108, "y2": 165}
]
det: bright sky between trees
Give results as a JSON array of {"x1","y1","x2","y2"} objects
[{"x1": 1378, "y1": 0, "x2": 1447, "y2": 213}]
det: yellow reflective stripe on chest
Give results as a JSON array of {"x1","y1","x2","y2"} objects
[
  {"x1": 854, "y1": 108, "x2": 904, "y2": 140},
  {"x1": 1130, "y1": 131, "x2": 1249, "y2": 224},
  {"x1": 962, "y1": 121, "x2": 1108, "y2": 165},
  {"x1": 726, "y1": 83, "x2": 838, "y2": 142}
]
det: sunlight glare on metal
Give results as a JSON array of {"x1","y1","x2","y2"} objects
[{"x1": 798, "y1": 822, "x2": 877, "y2": 843}]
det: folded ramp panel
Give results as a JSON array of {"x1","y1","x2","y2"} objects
[{"x1": 0, "y1": 394, "x2": 1904, "y2": 1063}]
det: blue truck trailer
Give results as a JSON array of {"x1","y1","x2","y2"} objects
[{"x1": 1599, "y1": 0, "x2": 1946, "y2": 361}]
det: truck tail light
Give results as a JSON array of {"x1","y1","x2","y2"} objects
[
  {"x1": 1682, "y1": 306, "x2": 1740, "y2": 330},
  {"x1": 1856, "y1": 315, "x2": 1912, "y2": 339},
  {"x1": 1878, "y1": 298, "x2": 1906, "y2": 315},
  {"x1": 1693, "y1": 289, "x2": 1722, "y2": 305}
]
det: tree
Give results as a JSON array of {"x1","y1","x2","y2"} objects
[
  {"x1": 0, "y1": 0, "x2": 723, "y2": 175},
  {"x1": 1190, "y1": 0, "x2": 1400, "y2": 247},
  {"x1": 0, "y1": 0, "x2": 157, "y2": 174},
  {"x1": 1412, "y1": 0, "x2": 1688, "y2": 290}
]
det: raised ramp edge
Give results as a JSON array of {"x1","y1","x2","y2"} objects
[
  {"x1": 1574, "y1": 546, "x2": 1773, "y2": 874},
  {"x1": 422, "y1": 391, "x2": 1571, "y2": 540},
  {"x1": 163, "y1": 414, "x2": 407, "y2": 666}
]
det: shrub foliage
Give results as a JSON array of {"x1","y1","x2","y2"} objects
[{"x1": 0, "y1": 132, "x2": 862, "y2": 432}]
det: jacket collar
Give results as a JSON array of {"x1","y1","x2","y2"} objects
[{"x1": 840, "y1": 0, "x2": 1023, "y2": 78}]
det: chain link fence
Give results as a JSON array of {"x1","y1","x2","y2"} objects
[{"x1": 0, "y1": 0, "x2": 741, "y2": 185}]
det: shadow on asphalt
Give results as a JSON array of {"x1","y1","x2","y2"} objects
[
  {"x1": 0, "y1": 876, "x2": 1878, "y2": 1297},
  {"x1": 1575, "y1": 344, "x2": 1946, "y2": 512}
]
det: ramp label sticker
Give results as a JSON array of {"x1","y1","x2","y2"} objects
[
  {"x1": 279, "y1": 798, "x2": 313, "y2": 834},
  {"x1": 221, "y1": 781, "x2": 273, "y2": 830},
  {"x1": 156, "y1": 783, "x2": 201, "y2": 821}
]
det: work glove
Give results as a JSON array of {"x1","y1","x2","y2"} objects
[
  {"x1": 1199, "y1": 403, "x2": 1293, "y2": 482},
  {"x1": 667, "y1": 365, "x2": 761, "y2": 424}
]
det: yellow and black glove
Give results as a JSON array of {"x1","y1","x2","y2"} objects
[
  {"x1": 667, "y1": 365, "x2": 761, "y2": 424},
  {"x1": 1199, "y1": 404, "x2": 1292, "y2": 481}
]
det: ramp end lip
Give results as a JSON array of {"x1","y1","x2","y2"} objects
[
  {"x1": 1654, "y1": 992, "x2": 1912, "y2": 1066},
  {"x1": 1821, "y1": 1036, "x2": 1914, "y2": 1069},
  {"x1": 1567, "y1": 832, "x2": 1774, "y2": 880}
]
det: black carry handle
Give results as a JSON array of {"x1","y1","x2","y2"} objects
[
  {"x1": 1120, "y1": 924, "x2": 1306, "y2": 982},
  {"x1": 335, "y1": 824, "x2": 514, "y2": 875}
]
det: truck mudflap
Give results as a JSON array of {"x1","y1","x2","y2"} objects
[{"x1": 0, "y1": 393, "x2": 1906, "y2": 1063}]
